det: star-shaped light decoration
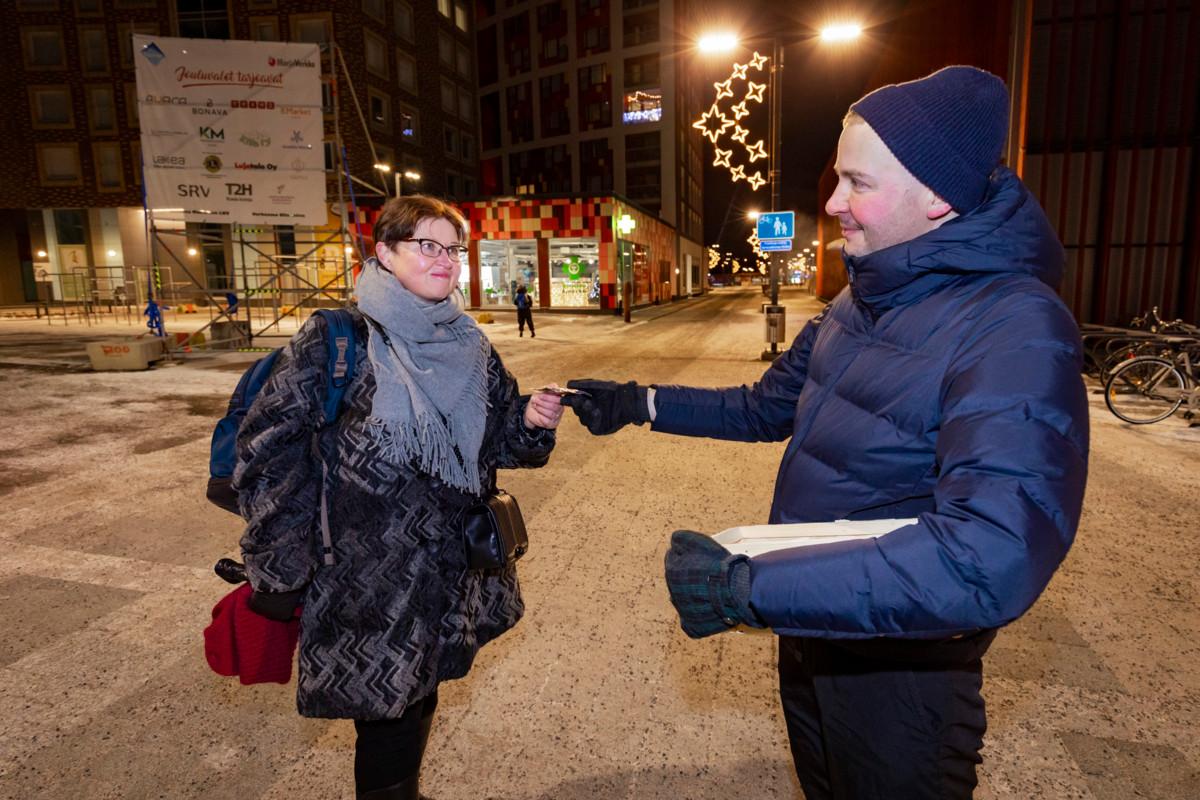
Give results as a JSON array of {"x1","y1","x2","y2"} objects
[
  {"x1": 693, "y1": 51, "x2": 773, "y2": 193},
  {"x1": 692, "y1": 104, "x2": 733, "y2": 143},
  {"x1": 745, "y1": 81, "x2": 767, "y2": 103}
]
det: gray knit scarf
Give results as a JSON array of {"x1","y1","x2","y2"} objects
[{"x1": 355, "y1": 258, "x2": 490, "y2": 494}]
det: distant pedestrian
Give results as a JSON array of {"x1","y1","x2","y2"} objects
[{"x1": 515, "y1": 285, "x2": 535, "y2": 337}]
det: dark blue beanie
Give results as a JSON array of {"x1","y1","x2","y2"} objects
[{"x1": 850, "y1": 65, "x2": 1010, "y2": 213}]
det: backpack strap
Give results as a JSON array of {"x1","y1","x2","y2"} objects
[
  {"x1": 311, "y1": 308, "x2": 358, "y2": 567},
  {"x1": 312, "y1": 308, "x2": 357, "y2": 425}
]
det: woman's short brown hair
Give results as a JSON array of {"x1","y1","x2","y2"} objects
[{"x1": 372, "y1": 194, "x2": 469, "y2": 246}]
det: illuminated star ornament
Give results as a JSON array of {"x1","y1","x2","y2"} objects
[
  {"x1": 692, "y1": 103, "x2": 733, "y2": 143},
  {"x1": 692, "y1": 50, "x2": 772, "y2": 193}
]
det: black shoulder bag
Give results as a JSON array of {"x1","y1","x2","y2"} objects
[{"x1": 463, "y1": 487, "x2": 528, "y2": 571}]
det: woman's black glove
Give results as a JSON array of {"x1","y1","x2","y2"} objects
[
  {"x1": 664, "y1": 530, "x2": 763, "y2": 638},
  {"x1": 247, "y1": 588, "x2": 304, "y2": 621},
  {"x1": 562, "y1": 379, "x2": 650, "y2": 435}
]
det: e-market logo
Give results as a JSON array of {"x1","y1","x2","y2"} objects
[
  {"x1": 267, "y1": 56, "x2": 316, "y2": 68},
  {"x1": 199, "y1": 126, "x2": 224, "y2": 140}
]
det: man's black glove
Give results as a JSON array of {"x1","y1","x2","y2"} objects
[
  {"x1": 247, "y1": 588, "x2": 304, "y2": 621},
  {"x1": 664, "y1": 530, "x2": 763, "y2": 639},
  {"x1": 561, "y1": 379, "x2": 650, "y2": 435}
]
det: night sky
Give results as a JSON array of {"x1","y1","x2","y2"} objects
[{"x1": 693, "y1": 0, "x2": 910, "y2": 262}]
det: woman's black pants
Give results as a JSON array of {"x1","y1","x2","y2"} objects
[
  {"x1": 778, "y1": 633, "x2": 994, "y2": 800},
  {"x1": 354, "y1": 691, "x2": 438, "y2": 794},
  {"x1": 517, "y1": 308, "x2": 535, "y2": 335}
]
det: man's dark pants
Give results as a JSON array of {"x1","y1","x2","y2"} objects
[{"x1": 778, "y1": 631, "x2": 996, "y2": 799}]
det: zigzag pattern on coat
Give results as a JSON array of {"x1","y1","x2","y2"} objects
[{"x1": 234, "y1": 308, "x2": 552, "y2": 720}]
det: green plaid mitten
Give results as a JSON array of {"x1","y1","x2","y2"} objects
[{"x1": 664, "y1": 530, "x2": 762, "y2": 639}]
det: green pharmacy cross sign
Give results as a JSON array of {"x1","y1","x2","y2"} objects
[{"x1": 562, "y1": 256, "x2": 584, "y2": 281}]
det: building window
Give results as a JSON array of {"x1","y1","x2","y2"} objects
[
  {"x1": 444, "y1": 125, "x2": 459, "y2": 158},
  {"x1": 86, "y1": 86, "x2": 118, "y2": 133},
  {"x1": 177, "y1": 0, "x2": 231, "y2": 39},
  {"x1": 246, "y1": 0, "x2": 276, "y2": 8},
  {"x1": 505, "y1": 81, "x2": 534, "y2": 144},
  {"x1": 37, "y1": 143, "x2": 82, "y2": 185},
  {"x1": 290, "y1": 13, "x2": 332, "y2": 43},
  {"x1": 363, "y1": 0, "x2": 385, "y2": 22},
  {"x1": 454, "y1": 1, "x2": 469, "y2": 32},
  {"x1": 622, "y1": 88, "x2": 661, "y2": 124},
  {"x1": 626, "y1": 130, "x2": 660, "y2": 163},
  {"x1": 580, "y1": 138, "x2": 613, "y2": 192},
  {"x1": 550, "y1": 238, "x2": 600, "y2": 307},
  {"x1": 476, "y1": 25, "x2": 498, "y2": 86},
  {"x1": 398, "y1": 104, "x2": 419, "y2": 142},
  {"x1": 249, "y1": 16, "x2": 280, "y2": 40},
  {"x1": 457, "y1": 87, "x2": 473, "y2": 122},
  {"x1": 480, "y1": 92, "x2": 501, "y2": 150},
  {"x1": 441, "y1": 78, "x2": 456, "y2": 114},
  {"x1": 93, "y1": 142, "x2": 124, "y2": 191},
  {"x1": 78, "y1": 27, "x2": 109, "y2": 75},
  {"x1": 461, "y1": 134, "x2": 475, "y2": 164},
  {"x1": 624, "y1": 53, "x2": 658, "y2": 87},
  {"x1": 22, "y1": 27, "x2": 67, "y2": 69},
  {"x1": 539, "y1": 72, "x2": 570, "y2": 138},
  {"x1": 437, "y1": 0, "x2": 451, "y2": 17},
  {"x1": 368, "y1": 88, "x2": 391, "y2": 130},
  {"x1": 76, "y1": 0, "x2": 103, "y2": 13},
  {"x1": 622, "y1": 8, "x2": 658, "y2": 47},
  {"x1": 502, "y1": 12, "x2": 531, "y2": 76},
  {"x1": 439, "y1": 31, "x2": 454, "y2": 67},
  {"x1": 365, "y1": 30, "x2": 389, "y2": 78},
  {"x1": 396, "y1": 50, "x2": 418, "y2": 94},
  {"x1": 118, "y1": 23, "x2": 158, "y2": 68},
  {"x1": 456, "y1": 43, "x2": 471, "y2": 79},
  {"x1": 479, "y1": 240, "x2": 536, "y2": 306},
  {"x1": 394, "y1": 0, "x2": 414, "y2": 41},
  {"x1": 577, "y1": 63, "x2": 612, "y2": 131},
  {"x1": 29, "y1": 86, "x2": 74, "y2": 129}
]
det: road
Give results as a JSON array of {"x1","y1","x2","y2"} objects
[{"x1": 0, "y1": 287, "x2": 1196, "y2": 799}]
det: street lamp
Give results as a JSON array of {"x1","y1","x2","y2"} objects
[
  {"x1": 373, "y1": 162, "x2": 393, "y2": 197},
  {"x1": 401, "y1": 170, "x2": 422, "y2": 196}
]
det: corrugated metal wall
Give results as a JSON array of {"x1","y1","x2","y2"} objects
[{"x1": 1023, "y1": 0, "x2": 1200, "y2": 324}]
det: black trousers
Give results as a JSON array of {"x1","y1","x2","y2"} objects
[
  {"x1": 517, "y1": 308, "x2": 535, "y2": 334},
  {"x1": 778, "y1": 633, "x2": 994, "y2": 800},
  {"x1": 353, "y1": 691, "x2": 438, "y2": 793}
]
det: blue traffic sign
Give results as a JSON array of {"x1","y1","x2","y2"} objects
[
  {"x1": 757, "y1": 211, "x2": 795, "y2": 241},
  {"x1": 759, "y1": 238, "x2": 792, "y2": 252}
]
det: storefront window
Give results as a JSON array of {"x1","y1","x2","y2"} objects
[
  {"x1": 549, "y1": 238, "x2": 599, "y2": 307},
  {"x1": 478, "y1": 239, "x2": 537, "y2": 306}
]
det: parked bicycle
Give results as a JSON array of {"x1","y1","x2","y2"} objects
[{"x1": 1104, "y1": 340, "x2": 1200, "y2": 425}]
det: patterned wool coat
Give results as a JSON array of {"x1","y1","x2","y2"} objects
[{"x1": 234, "y1": 307, "x2": 554, "y2": 720}]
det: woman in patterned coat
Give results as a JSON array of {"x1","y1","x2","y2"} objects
[{"x1": 234, "y1": 195, "x2": 563, "y2": 799}]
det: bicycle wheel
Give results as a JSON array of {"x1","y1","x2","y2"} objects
[{"x1": 1105, "y1": 356, "x2": 1186, "y2": 424}]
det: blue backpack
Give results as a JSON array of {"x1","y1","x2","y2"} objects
[{"x1": 206, "y1": 308, "x2": 357, "y2": 515}]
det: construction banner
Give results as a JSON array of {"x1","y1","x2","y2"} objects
[{"x1": 133, "y1": 34, "x2": 327, "y2": 225}]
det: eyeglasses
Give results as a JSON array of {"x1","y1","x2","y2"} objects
[{"x1": 398, "y1": 238, "x2": 467, "y2": 262}]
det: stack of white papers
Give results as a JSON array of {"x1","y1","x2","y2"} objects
[{"x1": 712, "y1": 518, "x2": 918, "y2": 558}]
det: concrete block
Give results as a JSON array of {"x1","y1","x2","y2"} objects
[{"x1": 85, "y1": 338, "x2": 166, "y2": 371}]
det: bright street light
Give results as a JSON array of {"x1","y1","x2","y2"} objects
[
  {"x1": 820, "y1": 23, "x2": 862, "y2": 42},
  {"x1": 698, "y1": 32, "x2": 738, "y2": 53},
  {"x1": 372, "y1": 163, "x2": 392, "y2": 173},
  {"x1": 812, "y1": 240, "x2": 820, "y2": 246},
  {"x1": 403, "y1": 170, "x2": 421, "y2": 182},
  {"x1": 748, "y1": 210, "x2": 761, "y2": 220}
]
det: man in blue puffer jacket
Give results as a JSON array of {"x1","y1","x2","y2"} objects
[{"x1": 563, "y1": 66, "x2": 1089, "y2": 799}]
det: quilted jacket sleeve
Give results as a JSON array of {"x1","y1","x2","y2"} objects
[
  {"x1": 233, "y1": 315, "x2": 331, "y2": 593},
  {"x1": 650, "y1": 306, "x2": 827, "y2": 441},
  {"x1": 488, "y1": 346, "x2": 556, "y2": 470},
  {"x1": 747, "y1": 296, "x2": 1089, "y2": 638}
]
